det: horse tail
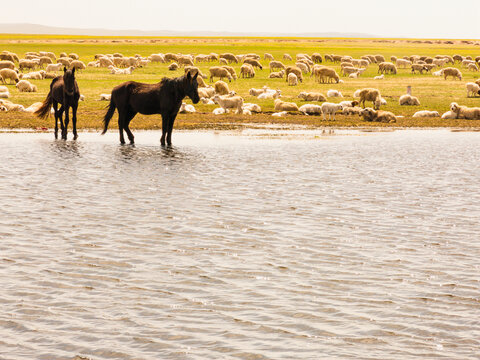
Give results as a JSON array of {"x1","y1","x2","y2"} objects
[
  {"x1": 34, "y1": 89, "x2": 53, "y2": 120},
  {"x1": 102, "y1": 97, "x2": 116, "y2": 135}
]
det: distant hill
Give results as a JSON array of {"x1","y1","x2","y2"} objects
[{"x1": 0, "y1": 23, "x2": 378, "y2": 38}]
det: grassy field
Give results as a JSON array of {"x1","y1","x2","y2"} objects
[{"x1": 1, "y1": 35, "x2": 480, "y2": 131}]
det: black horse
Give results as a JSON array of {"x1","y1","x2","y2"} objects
[
  {"x1": 102, "y1": 72, "x2": 199, "y2": 146},
  {"x1": 35, "y1": 67, "x2": 80, "y2": 140}
]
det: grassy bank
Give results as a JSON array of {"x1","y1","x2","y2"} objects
[{"x1": 1, "y1": 36, "x2": 480, "y2": 131}]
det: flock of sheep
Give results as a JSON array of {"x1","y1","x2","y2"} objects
[{"x1": 1, "y1": 49, "x2": 480, "y2": 122}]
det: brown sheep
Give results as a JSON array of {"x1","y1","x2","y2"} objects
[
  {"x1": 312, "y1": 67, "x2": 339, "y2": 84},
  {"x1": 312, "y1": 53, "x2": 323, "y2": 63},
  {"x1": 219, "y1": 53, "x2": 238, "y2": 64},
  {"x1": 358, "y1": 88, "x2": 382, "y2": 109},
  {"x1": 244, "y1": 58, "x2": 263, "y2": 70},
  {"x1": 297, "y1": 92, "x2": 326, "y2": 102},
  {"x1": 221, "y1": 66, "x2": 238, "y2": 80},
  {"x1": 0, "y1": 68, "x2": 20, "y2": 84},
  {"x1": 209, "y1": 67, "x2": 233, "y2": 82},
  {"x1": 19, "y1": 59, "x2": 37, "y2": 71},
  {"x1": 269, "y1": 61, "x2": 286, "y2": 72},
  {"x1": 360, "y1": 108, "x2": 396, "y2": 123},
  {"x1": 240, "y1": 63, "x2": 255, "y2": 78},
  {"x1": 214, "y1": 81, "x2": 230, "y2": 95},
  {"x1": 442, "y1": 67, "x2": 462, "y2": 80},
  {"x1": 274, "y1": 99, "x2": 299, "y2": 112},
  {"x1": 285, "y1": 66, "x2": 303, "y2": 83},
  {"x1": 0, "y1": 60, "x2": 15, "y2": 70}
]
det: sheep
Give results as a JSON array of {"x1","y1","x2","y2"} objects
[
  {"x1": 288, "y1": 72, "x2": 298, "y2": 86},
  {"x1": 321, "y1": 102, "x2": 343, "y2": 120},
  {"x1": 0, "y1": 52, "x2": 18, "y2": 63},
  {"x1": 201, "y1": 97, "x2": 215, "y2": 105},
  {"x1": 269, "y1": 61, "x2": 286, "y2": 72},
  {"x1": 196, "y1": 87, "x2": 215, "y2": 100},
  {"x1": 98, "y1": 93, "x2": 111, "y2": 101},
  {"x1": 150, "y1": 54, "x2": 165, "y2": 63},
  {"x1": 411, "y1": 64, "x2": 428, "y2": 74},
  {"x1": 339, "y1": 100, "x2": 359, "y2": 108},
  {"x1": 243, "y1": 58, "x2": 263, "y2": 70},
  {"x1": 179, "y1": 102, "x2": 196, "y2": 113},
  {"x1": 0, "y1": 68, "x2": 20, "y2": 84},
  {"x1": 209, "y1": 66, "x2": 232, "y2": 82},
  {"x1": 184, "y1": 66, "x2": 207, "y2": 79},
  {"x1": 396, "y1": 58, "x2": 412, "y2": 68},
  {"x1": 342, "y1": 66, "x2": 360, "y2": 77},
  {"x1": 213, "y1": 94, "x2": 244, "y2": 114},
  {"x1": 46, "y1": 63, "x2": 64, "y2": 72},
  {"x1": 0, "y1": 88, "x2": 9, "y2": 98},
  {"x1": 466, "y1": 82, "x2": 480, "y2": 97},
  {"x1": 360, "y1": 108, "x2": 396, "y2": 123},
  {"x1": 442, "y1": 67, "x2": 462, "y2": 80},
  {"x1": 433, "y1": 70, "x2": 443, "y2": 76},
  {"x1": 299, "y1": 104, "x2": 322, "y2": 115},
  {"x1": 214, "y1": 80, "x2": 230, "y2": 95},
  {"x1": 57, "y1": 57, "x2": 73, "y2": 67},
  {"x1": 342, "y1": 106, "x2": 362, "y2": 115},
  {"x1": 16, "y1": 79, "x2": 37, "y2": 92},
  {"x1": 297, "y1": 92, "x2": 326, "y2": 102},
  {"x1": 412, "y1": 110, "x2": 440, "y2": 118},
  {"x1": 283, "y1": 54, "x2": 293, "y2": 61},
  {"x1": 268, "y1": 70, "x2": 284, "y2": 79},
  {"x1": 258, "y1": 89, "x2": 282, "y2": 100},
  {"x1": 19, "y1": 59, "x2": 37, "y2": 71},
  {"x1": 168, "y1": 63, "x2": 179, "y2": 71},
  {"x1": 219, "y1": 53, "x2": 238, "y2": 64},
  {"x1": 249, "y1": 87, "x2": 267, "y2": 97},
  {"x1": 373, "y1": 74, "x2": 384, "y2": 80},
  {"x1": 468, "y1": 63, "x2": 479, "y2": 72},
  {"x1": 0, "y1": 60, "x2": 15, "y2": 70},
  {"x1": 212, "y1": 107, "x2": 228, "y2": 115},
  {"x1": 295, "y1": 62, "x2": 310, "y2": 74},
  {"x1": 441, "y1": 111, "x2": 457, "y2": 119},
  {"x1": 68, "y1": 53, "x2": 79, "y2": 60},
  {"x1": 399, "y1": 94, "x2": 420, "y2": 106},
  {"x1": 450, "y1": 102, "x2": 480, "y2": 119},
  {"x1": 374, "y1": 54, "x2": 385, "y2": 63},
  {"x1": 272, "y1": 111, "x2": 288, "y2": 117},
  {"x1": 423, "y1": 64, "x2": 436, "y2": 73},
  {"x1": 221, "y1": 66, "x2": 238, "y2": 80},
  {"x1": 240, "y1": 63, "x2": 255, "y2": 78},
  {"x1": 326, "y1": 89, "x2": 343, "y2": 98},
  {"x1": 111, "y1": 66, "x2": 135, "y2": 75},
  {"x1": 70, "y1": 60, "x2": 86, "y2": 70},
  {"x1": 178, "y1": 56, "x2": 194, "y2": 67},
  {"x1": 274, "y1": 99, "x2": 299, "y2": 112},
  {"x1": 243, "y1": 103, "x2": 261, "y2": 113},
  {"x1": 245, "y1": 53, "x2": 260, "y2": 60},
  {"x1": 264, "y1": 53, "x2": 274, "y2": 61},
  {"x1": 22, "y1": 70, "x2": 46, "y2": 80},
  {"x1": 312, "y1": 67, "x2": 339, "y2": 84},
  {"x1": 358, "y1": 88, "x2": 382, "y2": 109},
  {"x1": 312, "y1": 53, "x2": 323, "y2": 63},
  {"x1": 39, "y1": 56, "x2": 53, "y2": 67},
  {"x1": 24, "y1": 102, "x2": 45, "y2": 113},
  {"x1": 164, "y1": 53, "x2": 179, "y2": 62},
  {"x1": 378, "y1": 62, "x2": 397, "y2": 74},
  {"x1": 0, "y1": 99, "x2": 24, "y2": 111}
]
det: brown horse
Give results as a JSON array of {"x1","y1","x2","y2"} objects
[
  {"x1": 34, "y1": 67, "x2": 80, "y2": 140},
  {"x1": 102, "y1": 72, "x2": 199, "y2": 146}
]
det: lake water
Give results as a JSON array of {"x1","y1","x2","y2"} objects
[{"x1": 1, "y1": 129, "x2": 479, "y2": 359}]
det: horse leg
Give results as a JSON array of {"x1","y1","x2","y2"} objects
[
  {"x1": 58, "y1": 105, "x2": 65, "y2": 139},
  {"x1": 117, "y1": 110, "x2": 126, "y2": 145},
  {"x1": 123, "y1": 110, "x2": 137, "y2": 145},
  {"x1": 52, "y1": 101, "x2": 59, "y2": 139},
  {"x1": 71, "y1": 102, "x2": 78, "y2": 140},
  {"x1": 63, "y1": 105, "x2": 70, "y2": 140},
  {"x1": 160, "y1": 113, "x2": 168, "y2": 147},
  {"x1": 166, "y1": 112, "x2": 178, "y2": 146}
]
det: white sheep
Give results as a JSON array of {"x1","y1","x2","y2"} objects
[
  {"x1": 399, "y1": 94, "x2": 420, "y2": 106},
  {"x1": 179, "y1": 102, "x2": 196, "y2": 113},
  {"x1": 258, "y1": 89, "x2": 281, "y2": 100},
  {"x1": 288, "y1": 72, "x2": 298, "y2": 86},
  {"x1": 98, "y1": 93, "x2": 111, "y2": 101},
  {"x1": 299, "y1": 104, "x2": 322, "y2": 115},
  {"x1": 339, "y1": 100, "x2": 359, "y2": 108},
  {"x1": 0, "y1": 99, "x2": 25, "y2": 111},
  {"x1": 412, "y1": 110, "x2": 440, "y2": 118},
  {"x1": 213, "y1": 94, "x2": 244, "y2": 114},
  {"x1": 466, "y1": 82, "x2": 480, "y2": 97},
  {"x1": 213, "y1": 107, "x2": 228, "y2": 115},
  {"x1": 16, "y1": 79, "x2": 37, "y2": 92},
  {"x1": 46, "y1": 63, "x2": 64, "y2": 72},
  {"x1": 326, "y1": 89, "x2": 343, "y2": 98},
  {"x1": 22, "y1": 70, "x2": 46, "y2": 80},
  {"x1": 243, "y1": 103, "x2": 261, "y2": 113},
  {"x1": 374, "y1": 74, "x2": 384, "y2": 80},
  {"x1": 321, "y1": 102, "x2": 343, "y2": 120},
  {"x1": 201, "y1": 97, "x2": 215, "y2": 105},
  {"x1": 272, "y1": 111, "x2": 288, "y2": 117},
  {"x1": 441, "y1": 111, "x2": 457, "y2": 119}
]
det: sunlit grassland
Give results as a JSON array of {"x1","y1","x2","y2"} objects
[{"x1": 1, "y1": 35, "x2": 480, "y2": 130}]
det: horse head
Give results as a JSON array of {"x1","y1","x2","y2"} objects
[
  {"x1": 184, "y1": 71, "x2": 199, "y2": 104},
  {"x1": 63, "y1": 67, "x2": 76, "y2": 96}
]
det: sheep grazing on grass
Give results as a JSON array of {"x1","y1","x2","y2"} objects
[
  {"x1": 243, "y1": 103, "x2": 261, "y2": 113},
  {"x1": 68, "y1": 53, "x2": 79, "y2": 60},
  {"x1": 321, "y1": 102, "x2": 343, "y2": 120},
  {"x1": 221, "y1": 66, "x2": 238, "y2": 80},
  {"x1": 274, "y1": 99, "x2": 299, "y2": 112},
  {"x1": 450, "y1": 102, "x2": 480, "y2": 119},
  {"x1": 240, "y1": 63, "x2": 255, "y2": 78},
  {"x1": 268, "y1": 70, "x2": 284, "y2": 78},
  {"x1": 0, "y1": 68, "x2": 20, "y2": 84},
  {"x1": 378, "y1": 62, "x2": 397, "y2": 74},
  {"x1": 342, "y1": 66, "x2": 360, "y2": 77},
  {"x1": 213, "y1": 94, "x2": 244, "y2": 114},
  {"x1": 269, "y1": 60, "x2": 286, "y2": 72},
  {"x1": 184, "y1": 66, "x2": 207, "y2": 79},
  {"x1": 358, "y1": 88, "x2": 382, "y2": 109},
  {"x1": 342, "y1": 106, "x2": 362, "y2": 115},
  {"x1": 288, "y1": 72, "x2": 298, "y2": 86},
  {"x1": 399, "y1": 94, "x2": 420, "y2": 106},
  {"x1": 46, "y1": 63, "x2": 64, "y2": 72},
  {"x1": 19, "y1": 59, "x2": 37, "y2": 71},
  {"x1": 264, "y1": 53, "x2": 274, "y2": 61},
  {"x1": 412, "y1": 110, "x2": 440, "y2": 118},
  {"x1": 16, "y1": 79, "x2": 37, "y2": 92},
  {"x1": 258, "y1": 89, "x2": 281, "y2": 100},
  {"x1": 150, "y1": 54, "x2": 165, "y2": 63},
  {"x1": 442, "y1": 67, "x2": 462, "y2": 80},
  {"x1": 285, "y1": 66, "x2": 303, "y2": 83},
  {"x1": 178, "y1": 56, "x2": 194, "y2": 67},
  {"x1": 198, "y1": 86, "x2": 215, "y2": 99},
  {"x1": 70, "y1": 60, "x2": 86, "y2": 70},
  {"x1": 326, "y1": 89, "x2": 342, "y2": 98},
  {"x1": 468, "y1": 63, "x2": 479, "y2": 72},
  {"x1": 39, "y1": 56, "x2": 53, "y2": 67},
  {"x1": 209, "y1": 66, "x2": 232, "y2": 82},
  {"x1": 283, "y1": 54, "x2": 293, "y2": 61},
  {"x1": 441, "y1": 111, "x2": 457, "y2": 119},
  {"x1": 214, "y1": 81, "x2": 230, "y2": 95},
  {"x1": 466, "y1": 82, "x2": 480, "y2": 97},
  {"x1": 57, "y1": 57, "x2": 73, "y2": 67},
  {"x1": 22, "y1": 70, "x2": 46, "y2": 80},
  {"x1": 312, "y1": 67, "x2": 339, "y2": 84},
  {"x1": 168, "y1": 63, "x2": 179, "y2": 71},
  {"x1": 243, "y1": 58, "x2": 263, "y2": 70},
  {"x1": 219, "y1": 53, "x2": 238, "y2": 64},
  {"x1": 312, "y1": 53, "x2": 323, "y2": 63},
  {"x1": 299, "y1": 104, "x2": 322, "y2": 115},
  {"x1": 396, "y1": 58, "x2": 412, "y2": 68},
  {"x1": 297, "y1": 92, "x2": 326, "y2": 102},
  {"x1": 0, "y1": 60, "x2": 15, "y2": 70},
  {"x1": 360, "y1": 108, "x2": 397, "y2": 123}
]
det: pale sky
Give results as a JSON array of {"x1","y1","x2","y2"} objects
[{"x1": 3, "y1": 0, "x2": 480, "y2": 38}]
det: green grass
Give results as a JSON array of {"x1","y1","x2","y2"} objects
[{"x1": 1, "y1": 36, "x2": 480, "y2": 130}]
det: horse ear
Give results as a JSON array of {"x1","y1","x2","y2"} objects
[
  {"x1": 63, "y1": 67, "x2": 67, "y2": 73},
  {"x1": 186, "y1": 71, "x2": 192, "y2": 81},
  {"x1": 72, "y1": 67, "x2": 75, "y2": 75},
  {"x1": 193, "y1": 72, "x2": 198, "y2": 81}
]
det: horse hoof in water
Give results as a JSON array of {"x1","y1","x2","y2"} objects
[{"x1": 73, "y1": 134, "x2": 78, "y2": 140}]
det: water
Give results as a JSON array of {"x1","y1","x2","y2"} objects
[{"x1": 1, "y1": 129, "x2": 480, "y2": 359}]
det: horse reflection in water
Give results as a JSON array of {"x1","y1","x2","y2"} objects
[{"x1": 102, "y1": 72, "x2": 199, "y2": 147}]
